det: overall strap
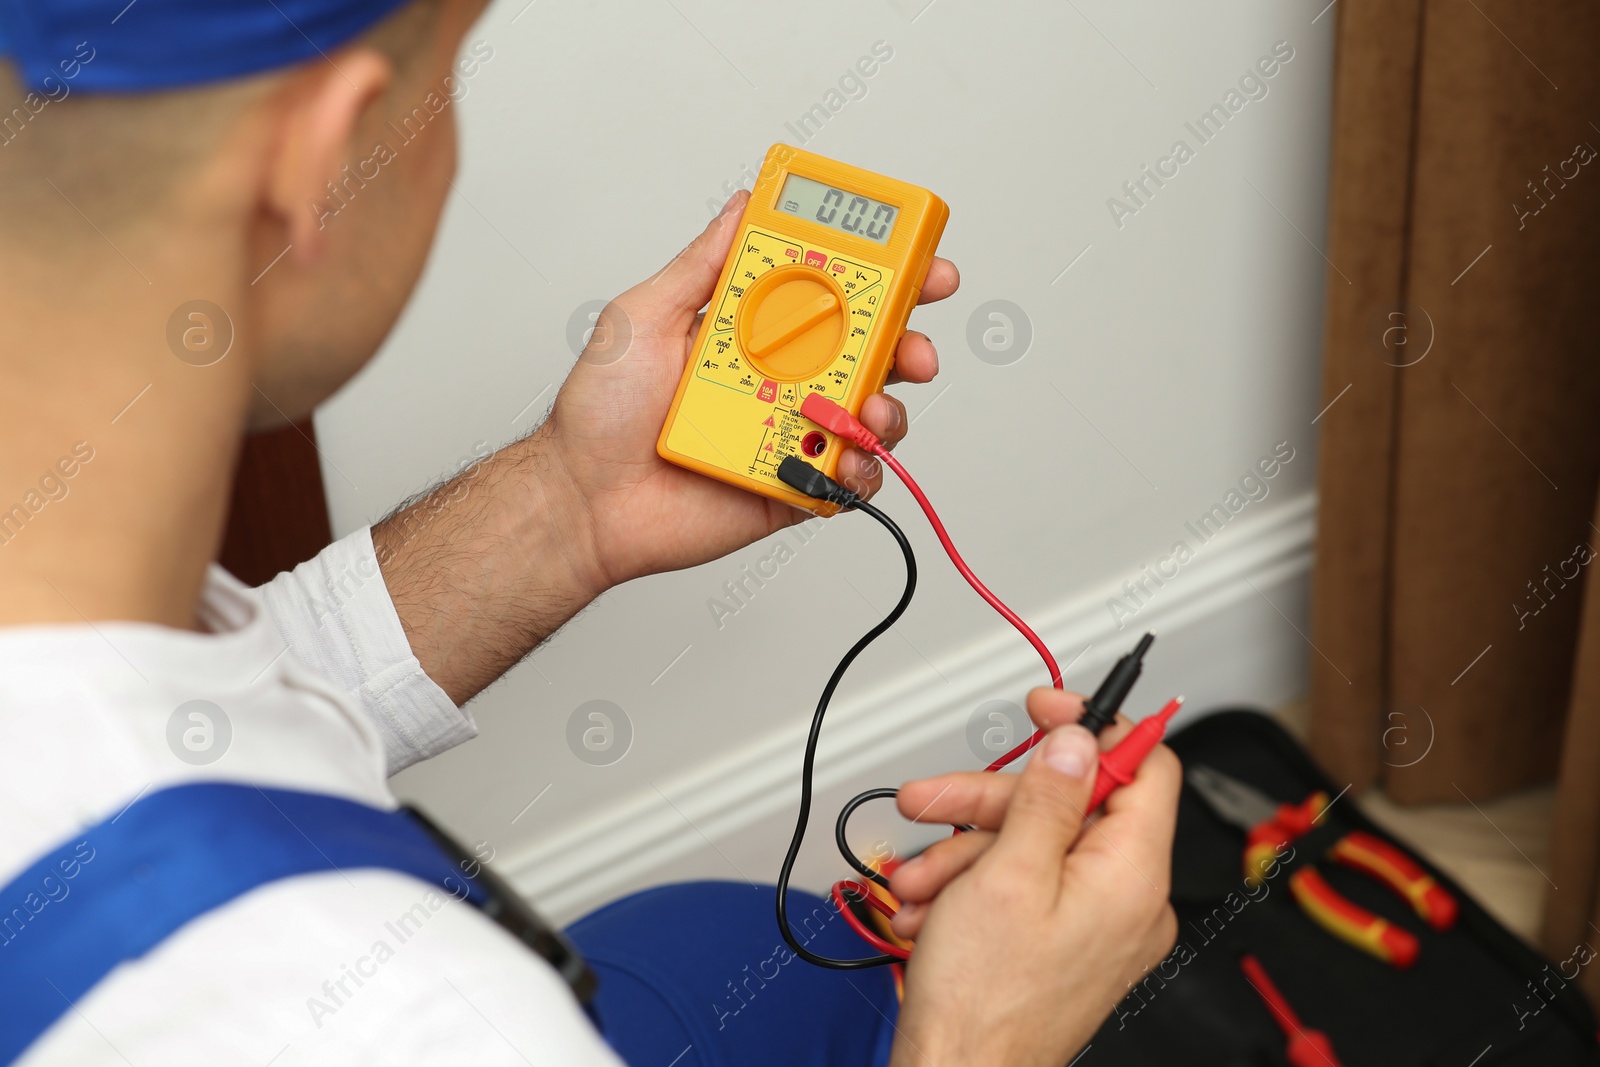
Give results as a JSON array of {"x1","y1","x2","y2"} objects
[{"x1": 0, "y1": 782, "x2": 572, "y2": 1064}]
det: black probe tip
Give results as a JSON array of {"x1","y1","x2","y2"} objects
[{"x1": 1079, "y1": 632, "x2": 1157, "y2": 735}]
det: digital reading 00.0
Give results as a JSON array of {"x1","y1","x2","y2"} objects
[{"x1": 778, "y1": 173, "x2": 898, "y2": 245}]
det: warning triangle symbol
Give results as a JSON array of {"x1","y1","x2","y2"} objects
[
  {"x1": 764, "y1": 443, "x2": 774, "y2": 452},
  {"x1": 762, "y1": 416, "x2": 776, "y2": 427}
]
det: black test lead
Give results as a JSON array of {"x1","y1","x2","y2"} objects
[{"x1": 1078, "y1": 631, "x2": 1156, "y2": 735}]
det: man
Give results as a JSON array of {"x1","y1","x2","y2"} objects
[{"x1": 0, "y1": 1, "x2": 1181, "y2": 1063}]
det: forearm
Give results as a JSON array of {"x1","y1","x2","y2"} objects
[{"x1": 372, "y1": 422, "x2": 608, "y2": 705}]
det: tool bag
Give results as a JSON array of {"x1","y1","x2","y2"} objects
[{"x1": 1085, "y1": 708, "x2": 1599, "y2": 1066}]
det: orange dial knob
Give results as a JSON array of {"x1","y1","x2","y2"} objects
[{"x1": 736, "y1": 265, "x2": 847, "y2": 382}]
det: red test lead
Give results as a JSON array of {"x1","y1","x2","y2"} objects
[
  {"x1": 800, "y1": 392, "x2": 1066, "y2": 690},
  {"x1": 1088, "y1": 696, "x2": 1183, "y2": 812}
]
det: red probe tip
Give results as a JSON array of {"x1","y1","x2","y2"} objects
[{"x1": 1085, "y1": 695, "x2": 1184, "y2": 812}]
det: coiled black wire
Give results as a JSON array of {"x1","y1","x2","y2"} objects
[
  {"x1": 775, "y1": 498, "x2": 916, "y2": 969},
  {"x1": 835, "y1": 788, "x2": 899, "y2": 892}
]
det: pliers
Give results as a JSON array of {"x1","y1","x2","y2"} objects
[{"x1": 1187, "y1": 765, "x2": 1458, "y2": 968}]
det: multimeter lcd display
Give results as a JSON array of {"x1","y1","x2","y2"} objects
[{"x1": 777, "y1": 173, "x2": 898, "y2": 245}]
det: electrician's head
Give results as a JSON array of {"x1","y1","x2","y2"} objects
[{"x1": 0, "y1": 0, "x2": 489, "y2": 425}]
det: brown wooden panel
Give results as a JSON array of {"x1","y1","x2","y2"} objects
[
  {"x1": 1544, "y1": 489, "x2": 1600, "y2": 997},
  {"x1": 1308, "y1": 0, "x2": 1428, "y2": 791},
  {"x1": 219, "y1": 420, "x2": 333, "y2": 586},
  {"x1": 1385, "y1": 0, "x2": 1600, "y2": 803}
]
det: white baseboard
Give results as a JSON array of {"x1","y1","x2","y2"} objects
[{"x1": 505, "y1": 493, "x2": 1318, "y2": 923}]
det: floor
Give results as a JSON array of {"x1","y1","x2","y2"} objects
[{"x1": 1272, "y1": 701, "x2": 1556, "y2": 945}]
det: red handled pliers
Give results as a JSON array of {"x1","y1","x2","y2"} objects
[{"x1": 1187, "y1": 766, "x2": 1458, "y2": 968}]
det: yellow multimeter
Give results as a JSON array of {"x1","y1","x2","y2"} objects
[{"x1": 657, "y1": 144, "x2": 948, "y2": 513}]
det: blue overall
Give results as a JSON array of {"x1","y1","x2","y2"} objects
[{"x1": 0, "y1": 783, "x2": 897, "y2": 1066}]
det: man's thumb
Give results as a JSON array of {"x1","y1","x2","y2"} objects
[
  {"x1": 637, "y1": 191, "x2": 747, "y2": 311},
  {"x1": 993, "y1": 725, "x2": 1101, "y2": 878}
]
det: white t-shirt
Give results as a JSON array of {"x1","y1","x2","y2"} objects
[{"x1": 0, "y1": 528, "x2": 623, "y2": 1066}]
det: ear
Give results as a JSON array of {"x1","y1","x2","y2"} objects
[{"x1": 265, "y1": 48, "x2": 394, "y2": 263}]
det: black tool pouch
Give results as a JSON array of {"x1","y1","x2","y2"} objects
[{"x1": 1085, "y1": 708, "x2": 1598, "y2": 1066}]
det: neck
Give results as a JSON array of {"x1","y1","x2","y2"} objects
[{"x1": 0, "y1": 207, "x2": 255, "y2": 630}]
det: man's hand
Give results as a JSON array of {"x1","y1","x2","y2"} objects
[
  {"x1": 375, "y1": 197, "x2": 956, "y2": 704},
  {"x1": 885, "y1": 691, "x2": 1181, "y2": 1067},
  {"x1": 549, "y1": 191, "x2": 958, "y2": 589},
  {"x1": 885, "y1": 687, "x2": 1093, "y2": 938}
]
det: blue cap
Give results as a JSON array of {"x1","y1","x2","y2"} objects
[{"x1": 0, "y1": 0, "x2": 414, "y2": 93}]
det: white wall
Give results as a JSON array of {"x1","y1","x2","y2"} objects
[{"x1": 314, "y1": 0, "x2": 1334, "y2": 921}]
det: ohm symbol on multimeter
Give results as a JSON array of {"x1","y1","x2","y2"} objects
[{"x1": 657, "y1": 144, "x2": 948, "y2": 514}]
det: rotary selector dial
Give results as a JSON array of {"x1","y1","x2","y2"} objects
[{"x1": 736, "y1": 265, "x2": 848, "y2": 382}]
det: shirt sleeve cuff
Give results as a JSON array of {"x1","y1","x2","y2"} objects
[{"x1": 256, "y1": 526, "x2": 477, "y2": 775}]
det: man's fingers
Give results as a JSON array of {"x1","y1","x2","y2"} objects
[
  {"x1": 1059, "y1": 742, "x2": 1181, "y2": 918},
  {"x1": 887, "y1": 331, "x2": 939, "y2": 385},
  {"x1": 630, "y1": 191, "x2": 747, "y2": 315},
  {"x1": 889, "y1": 899, "x2": 928, "y2": 941},
  {"x1": 835, "y1": 449, "x2": 884, "y2": 498},
  {"x1": 894, "y1": 700, "x2": 1139, "y2": 831},
  {"x1": 897, "y1": 771, "x2": 1019, "y2": 830},
  {"x1": 918, "y1": 258, "x2": 960, "y2": 304},
  {"x1": 889, "y1": 830, "x2": 997, "y2": 905},
  {"x1": 990, "y1": 724, "x2": 1100, "y2": 881},
  {"x1": 1029, "y1": 686, "x2": 1151, "y2": 747},
  {"x1": 1025, "y1": 687, "x2": 1089, "y2": 732},
  {"x1": 835, "y1": 392, "x2": 897, "y2": 493},
  {"x1": 860, "y1": 393, "x2": 909, "y2": 448}
]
